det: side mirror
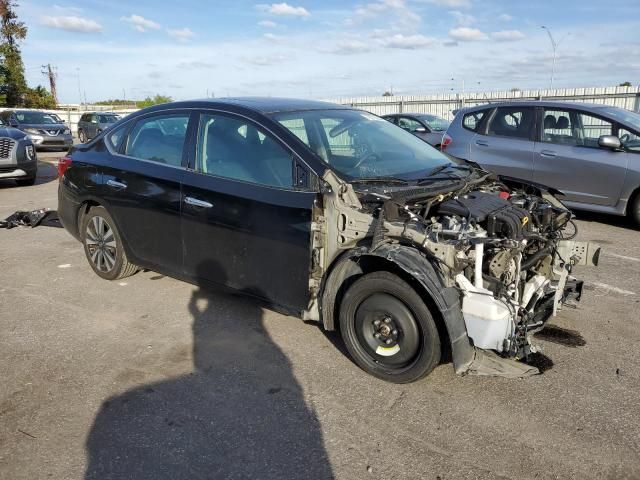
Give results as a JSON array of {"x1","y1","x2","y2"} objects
[
  {"x1": 598, "y1": 135, "x2": 622, "y2": 150},
  {"x1": 414, "y1": 126, "x2": 427, "y2": 133}
]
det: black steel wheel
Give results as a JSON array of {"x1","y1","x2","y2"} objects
[
  {"x1": 81, "y1": 206, "x2": 138, "y2": 280},
  {"x1": 339, "y1": 271, "x2": 441, "y2": 383}
]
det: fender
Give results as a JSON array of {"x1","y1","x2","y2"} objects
[{"x1": 320, "y1": 243, "x2": 476, "y2": 375}]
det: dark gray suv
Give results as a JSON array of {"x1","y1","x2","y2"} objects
[
  {"x1": 443, "y1": 101, "x2": 640, "y2": 224},
  {"x1": 0, "y1": 109, "x2": 73, "y2": 151},
  {"x1": 0, "y1": 117, "x2": 38, "y2": 186},
  {"x1": 77, "y1": 112, "x2": 120, "y2": 143}
]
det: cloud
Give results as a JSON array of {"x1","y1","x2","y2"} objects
[
  {"x1": 178, "y1": 61, "x2": 216, "y2": 69},
  {"x1": 449, "y1": 27, "x2": 487, "y2": 41},
  {"x1": 242, "y1": 54, "x2": 288, "y2": 66},
  {"x1": 491, "y1": 30, "x2": 525, "y2": 42},
  {"x1": 258, "y1": 20, "x2": 278, "y2": 28},
  {"x1": 40, "y1": 15, "x2": 102, "y2": 33},
  {"x1": 262, "y1": 33, "x2": 285, "y2": 43},
  {"x1": 380, "y1": 33, "x2": 436, "y2": 49},
  {"x1": 449, "y1": 10, "x2": 474, "y2": 26},
  {"x1": 347, "y1": 0, "x2": 421, "y2": 30},
  {"x1": 420, "y1": 0, "x2": 472, "y2": 8},
  {"x1": 256, "y1": 3, "x2": 310, "y2": 17},
  {"x1": 498, "y1": 13, "x2": 513, "y2": 21},
  {"x1": 323, "y1": 40, "x2": 372, "y2": 55},
  {"x1": 121, "y1": 14, "x2": 161, "y2": 32},
  {"x1": 167, "y1": 28, "x2": 195, "y2": 42}
]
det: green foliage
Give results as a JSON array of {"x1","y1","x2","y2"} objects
[
  {"x1": 94, "y1": 99, "x2": 137, "y2": 106},
  {"x1": 24, "y1": 85, "x2": 56, "y2": 109},
  {"x1": 0, "y1": 0, "x2": 27, "y2": 107},
  {"x1": 619, "y1": 81, "x2": 632, "y2": 87},
  {"x1": 136, "y1": 95, "x2": 173, "y2": 108}
]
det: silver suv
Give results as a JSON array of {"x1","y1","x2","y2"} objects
[
  {"x1": 443, "y1": 101, "x2": 640, "y2": 224},
  {"x1": 77, "y1": 112, "x2": 120, "y2": 143}
]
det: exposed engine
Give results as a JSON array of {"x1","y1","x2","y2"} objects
[{"x1": 315, "y1": 171, "x2": 600, "y2": 364}]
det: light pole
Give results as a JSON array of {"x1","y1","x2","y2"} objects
[{"x1": 541, "y1": 26, "x2": 570, "y2": 91}]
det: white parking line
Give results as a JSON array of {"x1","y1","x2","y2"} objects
[
  {"x1": 591, "y1": 282, "x2": 636, "y2": 296},
  {"x1": 605, "y1": 252, "x2": 640, "y2": 263}
]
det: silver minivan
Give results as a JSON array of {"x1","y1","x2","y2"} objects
[{"x1": 443, "y1": 101, "x2": 640, "y2": 224}]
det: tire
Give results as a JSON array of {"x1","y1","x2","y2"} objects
[
  {"x1": 78, "y1": 129, "x2": 86, "y2": 143},
  {"x1": 80, "y1": 206, "x2": 138, "y2": 280},
  {"x1": 339, "y1": 271, "x2": 441, "y2": 383},
  {"x1": 630, "y1": 193, "x2": 640, "y2": 227},
  {"x1": 15, "y1": 176, "x2": 36, "y2": 187}
]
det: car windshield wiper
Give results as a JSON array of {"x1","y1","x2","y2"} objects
[
  {"x1": 416, "y1": 164, "x2": 473, "y2": 185},
  {"x1": 351, "y1": 176, "x2": 410, "y2": 185}
]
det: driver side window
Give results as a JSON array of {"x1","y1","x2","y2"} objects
[
  {"x1": 397, "y1": 117, "x2": 422, "y2": 132},
  {"x1": 619, "y1": 128, "x2": 640, "y2": 153}
]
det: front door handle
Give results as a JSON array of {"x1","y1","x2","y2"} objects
[
  {"x1": 184, "y1": 196, "x2": 213, "y2": 209},
  {"x1": 106, "y1": 179, "x2": 127, "y2": 189},
  {"x1": 475, "y1": 139, "x2": 489, "y2": 147},
  {"x1": 540, "y1": 150, "x2": 557, "y2": 158}
]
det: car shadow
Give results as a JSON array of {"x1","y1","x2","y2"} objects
[
  {"x1": 0, "y1": 160, "x2": 58, "y2": 189},
  {"x1": 84, "y1": 260, "x2": 335, "y2": 479},
  {"x1": 573, "y1": 209, "x2": 638, "y2": 230}
]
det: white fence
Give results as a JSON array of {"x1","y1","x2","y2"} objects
[{"x1": 326, "y1": 85, "x2": 640, "y2": 120}]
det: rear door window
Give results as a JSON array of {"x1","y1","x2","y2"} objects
[
  {"x1": 462, "y1": 110, "x2": 487, "y2": 132},
  {"x1": 125, "y1": 114, "x2": 189, "y2": 166},
  {"x1": 487, "y1": 107, "x2": 535, "y2": 139}
]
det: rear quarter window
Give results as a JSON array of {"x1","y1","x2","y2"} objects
[{"x1": 462, "y1": 110, "x2": 487, "y2": 132}]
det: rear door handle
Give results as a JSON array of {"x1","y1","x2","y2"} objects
[
  {"x1": 475, "y1": 139, "x2": 489, "y2": 147},
  {"x1": 106, "y1": 179, "x2": 127, "y2": 189},
  {"x1": 184, "y1": 196, "x2": 213, "y2": 209},
  {"x1": 540, "y1": 150, "x2": 557, "y2": 158}
]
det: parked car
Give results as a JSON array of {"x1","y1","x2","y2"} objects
[
  {"x1": 57, "y1": 98, "x2": 599, "y2": 383},
  {"x1": 383, "y1": 113, "x2": 450, "y2": 147},
  {"x1": 0, "y1": 109, "x2": 73, "y2": 151},
  {"x1": 443, "y1": 101, "x2": 640, "y2": 224},
  {"x1": 0, "y1": 117, "x2": 38, "y2": 186},
  {"x1": 77, "y1": 112, "x2": 120, "y2": 143}
]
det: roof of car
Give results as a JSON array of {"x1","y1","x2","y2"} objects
[
  {"x1": 154, "y1": 97, "x2": 351, "y2": 115},
  {"x1": 458, "y1": 100, "x2": 618, "y2": 113}
]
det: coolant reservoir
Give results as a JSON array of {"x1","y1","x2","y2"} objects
[{"x1": 455, "y1": 274, "x2": 513, "y2": 352}]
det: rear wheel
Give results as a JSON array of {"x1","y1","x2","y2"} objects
[
  {"x1": 339, "y1": 271, "x2": 441, "y2": 383},
  {"x1": 81, "y1": 206, "x2": 138, "y2": 280},
  {"x1": 630, "y1": 193, "x2": 640, "y2": 227},
  {"x1": 78, "y1": 129, "x2": 87, "y2": 143}
]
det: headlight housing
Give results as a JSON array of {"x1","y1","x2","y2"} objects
[
  {"x1": 25, "y1": 145, "x2": 35, "y2": 161},
  {"x1": 24, "y1": 128, "x2": 40, "y2": 134},
  {"x1": 63, "y1": 128, "x2": 71, "y2": 135}
]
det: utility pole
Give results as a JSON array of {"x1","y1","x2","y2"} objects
[
  {"x1": 41, "y1": 64, "x2": 58, "y2": 105},
  {"x1": 541, "y1": 26, "x2": 570, "y2": 91}
]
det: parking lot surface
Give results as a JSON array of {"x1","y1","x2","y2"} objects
[{"x1": 1, "y1": 151, "x2": 639, "y2": 479}]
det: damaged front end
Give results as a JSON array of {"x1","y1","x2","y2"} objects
[{"x1": 310, "y1": 170, "x2": 600, "y2": 377}]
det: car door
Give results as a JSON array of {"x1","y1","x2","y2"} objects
[
  {"x1": 180, "y1": 111, "x2": 316, "y2": 312},
  {"x1": 469, "y1": 106, "x2": 536, "y2": 181},
  {"x1": 88, "y1": 114, "x2": 99, "y2": 138},
  {"x1": 533, "y1": 108, "x2": 627, "y2": 206},
  {"x1": 100, "y1": 111, "x2": 193, "y2": 272}
]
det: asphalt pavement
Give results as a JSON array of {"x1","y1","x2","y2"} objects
[{"x1": 1, "y1": 151, "x2": 639, "y2": 479}]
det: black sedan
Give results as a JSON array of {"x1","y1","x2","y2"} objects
[{"x1": 58, "y1": 98, "x2": 597, "y2": 383}]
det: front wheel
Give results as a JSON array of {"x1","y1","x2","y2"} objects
[
  {"x1": 630, "y1": 193, "x2": 640, "y2": 227},
  {"x1": 339, "y1": 271, "x2": 441, "y2": 383},
  {"x1": 81, "y1": 206, "x2": 138, "y2": 280}
]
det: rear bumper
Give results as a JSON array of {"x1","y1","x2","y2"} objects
[{"x1": 57, "y1": 181, "x2": 82, "y2": 240}]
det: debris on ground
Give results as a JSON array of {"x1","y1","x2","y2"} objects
[{"x1": 0, "y1": 209, "x2": 62, "y2": 229}]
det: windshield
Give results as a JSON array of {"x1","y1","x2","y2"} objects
[
  {"x1": 99, "y1": 114, "x2": 119, "y2": 123},
  {"x1": 418, "y1": 115, "x2": 450, "y2": 132},
  {"x1": 598, "y1": 107, "x2": 640, "y2": 131},
  {"x1": 272, "y1": 109, "x2": 451, "y2": 180},
  {"x1": 15, "y1": 111, "x2": 59, "y2": 124}
]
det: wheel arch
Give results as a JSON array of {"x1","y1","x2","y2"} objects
[{"x1": 319, "y1": 244, "x2": 475, "y2": 374}]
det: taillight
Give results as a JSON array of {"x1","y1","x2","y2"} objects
[
  {"x1": 441, "y1": 133, "x2": 452, "y2": 150},
  {"x1": 57, "y1": 156, "x2": 72, "y2": 178}
]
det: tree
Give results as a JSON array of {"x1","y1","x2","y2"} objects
[
  {"x1": 619, "y1": 81, "x2": 632, "y2": 87},
  {"x1": 24, "y1": 85, "x2": 56, "y2": 109},
  {"x1": 136, "y1": 94, "x2": 173, "y2": 108},
  {"x1": 0, "y1": 0, "x2": 27, "y2": 107},
  {"x1": 382, "y1": 91, "x2": 393, "y2": 97}
]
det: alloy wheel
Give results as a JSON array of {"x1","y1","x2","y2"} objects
[{"x1": 85, "y1": 215, "x2": 117, "y2": 272}]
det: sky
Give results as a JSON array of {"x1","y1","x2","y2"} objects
[{"x1": 15, "y1": 0, "x2": 640, "y2": 104}]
